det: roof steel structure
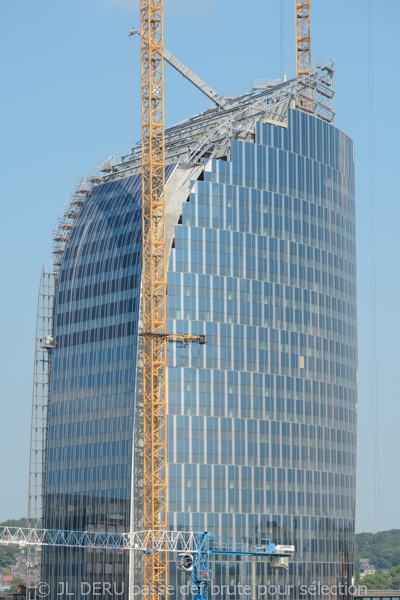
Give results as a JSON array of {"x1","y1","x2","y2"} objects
[{"x1": 104, "y1": 63, "x2": 335, "y2": 184}]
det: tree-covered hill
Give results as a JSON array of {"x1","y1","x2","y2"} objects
[
  {"x1": 358, "y1": 565, "x2": 400, "y2": 590},
  {"x1": 356, "y1": 530, "x2": 400, "y2": 570},
  {"x1": 0, "y1": 518, "x2": 27, "y2": 529}
]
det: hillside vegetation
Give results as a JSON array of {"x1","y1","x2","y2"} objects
[
  {"x1": 359, "y1": 565, "x2": 400, "y2": 590},
  {"x1": 356, "y1": 530, "x2": 400, "y2": 570}
]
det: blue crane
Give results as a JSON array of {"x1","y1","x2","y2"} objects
[
  {"x1": 0, "y1": 526, "x2": 295, "y2": 600},
  {"x1": 176, "y1": 531, "x2": 294, "y2": 600}
]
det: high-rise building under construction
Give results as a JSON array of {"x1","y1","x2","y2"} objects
[{"x1": 32, "y1": 64, "x2": 357, "y2": 599}]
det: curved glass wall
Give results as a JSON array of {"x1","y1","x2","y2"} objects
[
  {"x1": 43, "y1": 174, "x2": 144, "y2": 599},
  {"x1": 166, "y1": 108, "x2": 357, "y2": 599}
]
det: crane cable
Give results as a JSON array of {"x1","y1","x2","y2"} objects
[
  {"x1": 280, "y1": 0, "x2": 284, "y2": 78},
  {"x1": 367, "y1": 0, "x2": 380, "y2": 533}
]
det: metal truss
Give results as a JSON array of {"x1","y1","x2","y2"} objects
[
  {"x1": 2, "y1": 527, "x2": 294, "y2": 600},
  {"x1": 295, "y1": 0, "x2": 312, "y2": 111},
  {"x1": 28, "y1": 269, "x2": 56, "y2": 528},
  {"x1": 177, "y1": 64, "x2": 335, "y2": 164},
  {"x1": 1, "y1": 528, "x2": 293, "y2": 600},
  {"x1": 0, "y1": 528, "x2": 190, "y2": 552},
  {"x1": 0, "y1": 528, "x2": 294, "y2": 558},
  {"x1": 103, "y1": 62, "x2": 335, "y2": 185},
  {"x1": 27, "y1": 268, "x2": 56, "y2": 598},
  {"x1": 296, "y1": 0, "x2": 311, "y2": 77},
  {"x1": 140, "y1": 0, "x2": 168, "y2": 597}
]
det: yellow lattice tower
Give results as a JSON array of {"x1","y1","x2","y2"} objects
[
  {"x1": 140, "y1": 0, "x2": 167, "y2": 597},
  {"x1": 295, "y1": 0, "x2": 312, "y2": 111}
]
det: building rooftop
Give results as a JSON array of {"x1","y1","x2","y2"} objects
[
  {"x1": 101, "y1": 61, "x2": 335, "y2": 182},
  {"x1": 49, "y1": 61, "x2": 335, "y2": 273}
]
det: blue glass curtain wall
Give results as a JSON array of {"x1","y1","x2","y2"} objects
[
  {"x1": 166, "y1": 109, "x2": 357, "y2": 599},
  {"x1": 43, "y1": 174, "x2": 144, "y2": 599}
]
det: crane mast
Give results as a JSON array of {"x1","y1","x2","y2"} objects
[
  {"x1": 295, "y1": 0, "x2": 311, "y2": 77},
  {"x1": 295, "y1": 0, "x2": 312, "y2": 110},
  {"x1": 140, "y1": 0, "x2": 168, "y2": 597},
  {"x1": 137, "y1": 1, "x2": 319, "y2": 596}
]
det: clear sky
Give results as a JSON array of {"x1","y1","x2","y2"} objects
[{"x1": 1, "y1": 0, "x2": 399, "y2": 534}]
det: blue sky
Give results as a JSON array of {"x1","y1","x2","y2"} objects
[{"x1": 1, "y1": 0, "x2": 399, "y2": 534}]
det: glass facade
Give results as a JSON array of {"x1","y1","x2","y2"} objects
[
  {"x1": 166, "y1": 109, "x2": 357, "y2": 598},
  {"x1": 43, "y1": 107, "x2": 356, "y2": 599},
  {"x1": 43, "y1": 174, "x2": 144, "y2": 598}
]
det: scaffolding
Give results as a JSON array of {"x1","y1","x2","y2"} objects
[
  {"x1": 51, "y1": 178, "x2": 103, "y2": 271},
  {"x1": 27, "y1": 268, "x2": 56, "y2": 600},
  {"x1": 296, "y1": 61, "x2": 334, "y2": 122}
]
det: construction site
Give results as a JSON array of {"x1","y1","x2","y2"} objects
[{"x1": 0, "y1": 2, "x2": 357, "y2": 599}]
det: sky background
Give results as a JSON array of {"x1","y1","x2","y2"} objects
[{"x1": 0, "y1": 0, "x2": 398, "y2": 534}]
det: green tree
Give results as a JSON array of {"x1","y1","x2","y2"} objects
[
  {"x1": 0, "y1": 546, "x2": 17, "y2": 570},
  {"x1": 360, "y1": 571, "x2": 391, "y2": 590},
  {"x1": 357, "y1": 565, "x2": 400, "y2": 591},
  {"x1": 9, "y1": 576, "x2": 26, "y2": 594},
  {"x1": 0, "y1": 518, "x2": 28, "y2": 572},
  {"x1": 356, "y1": 529, "x2": 400, "y2": 570},
  {"x1": 390, "y1": 565, "x2": 400, "y2": 590},
  {"x1": 0, "y1": 518, "x2": 27, "y2": 529}
]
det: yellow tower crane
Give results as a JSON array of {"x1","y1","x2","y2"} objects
[
  {"x1": 139, "y1": 2, "x2": 316, "y2": 597},
  {"x1": 139, "y1": 2, "x2": 205, "y2": 597},
  {"x1": 295, "y1": 0, "x2": 312, "y2": 111},
  {"x1": 140, "y1": 0, "x2": 168, "y2": 596}
]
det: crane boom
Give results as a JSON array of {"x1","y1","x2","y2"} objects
[
  {"x1": 130, "y1": 28, "x2": 228, "y2": 109},
  {"x1": 0, "y1": 527, "x2": 294, "y2": 600},
  {"x1": 140, "y1": 0, "x2": 168, "y2": 597},
  {"x1": 163, "y1": 48, "x2": 228, "y2": 109},
  {"x1": 0, "y1": 527, "x2": 295, "y2": 558}
]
